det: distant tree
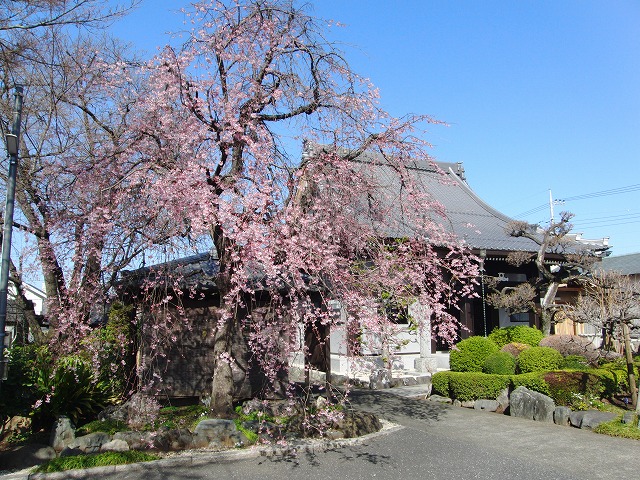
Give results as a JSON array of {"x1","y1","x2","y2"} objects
[
  {"x1": 566, "y1": 270, "x2": 640, "y2": 411},
  {"x1": 486, "y1": 212, "x2": 604, "y2": 335}
]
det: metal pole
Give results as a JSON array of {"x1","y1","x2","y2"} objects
[{"x1": 0, "y1": 86, "x2": 24, "y2": 385}]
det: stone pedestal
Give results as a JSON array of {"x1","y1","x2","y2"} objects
[{"x1": 414, "y1": 355, "x2": 438, "y2": 373}]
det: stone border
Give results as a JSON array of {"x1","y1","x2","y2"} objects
[{"x1": 22, "y1": 420, "x2": 402, "y2": 480}]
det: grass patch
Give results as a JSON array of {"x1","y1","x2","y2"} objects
[
  {"x1": 155, "y1": 404, "x2": 208, "y2": 430},
  {"x1": 76, "y1": 419, "x2": 128, "y2": 436},
  {"x1": 594, "y1": 415, "x2": 640, "y2": 440},
  {"x1": 33, "y1": 451, "x2": 159, "y2": 473}
]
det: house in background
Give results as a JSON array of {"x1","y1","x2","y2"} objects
[
  {"x1": 306, "y1": 147, "x2": 610, "y2": 377},
  {"x1": 5, "y1": 282, "x2": 47, "y2": 348}
]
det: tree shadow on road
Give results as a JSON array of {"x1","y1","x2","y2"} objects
[{"x1": 345, "y1": 389, "x2": 449, "y2": 424}]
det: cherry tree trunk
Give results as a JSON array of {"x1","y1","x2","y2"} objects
[{"x1": 209, "y1": 311, "x2": 238, "y2": 417}]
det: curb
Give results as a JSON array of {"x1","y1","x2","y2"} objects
[{"x1": 13, "y1": 420, "x2": 402, "y2": 480}]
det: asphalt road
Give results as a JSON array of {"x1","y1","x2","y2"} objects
[{"x1": 19, "y1": 389, "x2": 638, "y2": 480}]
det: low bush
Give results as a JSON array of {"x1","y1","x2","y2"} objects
[
  {"x1": 449, "y1": 336, "x2": 499, "y2": 372},
  {"x1": 448, "y1": 373, "x2": 511, "y2": 401},
  {"x1": 482, "y1": 351, "x2": 516, "y2": 375},
  {"x1": 560, "y1": 355, "x2": 590, "y2": 370},
  {"x1": 542, "y1": 370, "x2": 616, "y2": 406},
  {"x1": 500, "y1": 342, "x2": 530, "y2": 358},
  {"x1": 517, "y1": 346, "x2": 563, "y2": 373},
  {"x1": 599, "y1": 359, "x2": 639, "y2": 393},
  {"x1": 488, "y1": 326, "x2": 543, "y2": 348},
  {"x1": 510, "y1": 372, "x2": 550, "y2": 396},
  {"x1": 539, "y1": 335, "x2": 601, "y2": 364},
  {"x1": 431, "y1": 371, "x2": 456, "y2": 397}
]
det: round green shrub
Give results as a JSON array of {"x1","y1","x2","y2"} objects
[
  {"x1": 516, "y1": 346, "x2": 563, "y2": 373},
  {"x1": 488, "y1": 326, "x2": 543, "y2": 348},
  {"x1": 482, "y1": 351, "x2": 516, "y2": 375},
  {"x1": 448, "y1": 373, "x2": 511, "y2": 401},
  {"x1": 449, "y1": 336, "x2": 499, "y2": 372}
]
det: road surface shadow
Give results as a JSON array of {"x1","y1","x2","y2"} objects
[{"x1": 346, "y1": 389, "x2": 449, "y2": 424}]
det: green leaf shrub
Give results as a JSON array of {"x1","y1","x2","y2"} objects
[
  {"x1": 500, "y1": 342, "x2": 530, "y2": 358},
  {"x1": 448, "y1": 373, "x2": 511, "y2": 401},
  {"x1": 488, "y1": 326, "x2": 543, "y2": 348},
  {"x1": 482, "y1": 351, "x2": 516, "y2": 375},
  {"x1": 34, "y1": 356, "x2": 110, "y2": 427},
  {"x1": 431, "y1": 371, "x2": 456, "y2": 397},
  {"x1": 560, "y1": 355, "x2": 590, "y2": 370},
  {"x1": 516, "y1": 346, "x2": 563, "y2": 373},
  {"x1": 542, "y1": 370, "x2": 615, "y2": 406},
  {"x1": 510, "y1": 372, "x2": 551, "y2": 396},
  {"x1": 449, "y1": 336, "x2": 499, "y2": 372}
]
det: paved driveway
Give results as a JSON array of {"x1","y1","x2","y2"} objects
[{"x1": 6, "y1": 389, "x2": 640, "y2": 480}]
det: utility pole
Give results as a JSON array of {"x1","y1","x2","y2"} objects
[
  {"x1": 0, "y1": 86, "x2": 24, "y2": 385},
  {"x1": 549, "y1": 189, "x2": 554, "y2": 224}
]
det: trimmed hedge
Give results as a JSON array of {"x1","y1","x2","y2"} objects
[
  {"x1": 488, "y1": 326, "x2": 543, "y2": 348},
  {"x1": 448, "y1": 373, "x2": 511, "y2": 401},
  {"x1": 517, "y1": 346, "x2": 563, "y2": 373},
  {"x1": 543, "y1": 370, "x2": 616, "y2": 406},
  {"x1": 510, "y1": 372, "x2": 551, "y2": 396},
  {"x1": 449, "y1": 336, "x2": 499, "y2": 372},
  {"x1": 482, "y1": 351, "x2": 516, "y2": 375},
  {"x1": 431, "y1": 371, "x2": 456, "y2": 397}
]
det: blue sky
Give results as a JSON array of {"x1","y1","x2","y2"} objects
[{"x1": 109, "y1": 0, "x2": 640, "y2": 256}]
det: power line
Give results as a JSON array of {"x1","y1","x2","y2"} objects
[{"x1": 514, "y1": 183, "x2": 640, "y2": 218}]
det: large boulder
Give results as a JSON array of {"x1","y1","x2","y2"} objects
[
  {"x1": 153, "y1": 428, "x2": 195, "y2": 451},
  {"x1": 50, "y1": 416, "x2": 75, "y2": 452},
  {"x1": 193, "y1": 419, "x2": 247, "y2": 448},
  {"x1": 335, "y1": 411, "x2": 381, "y2": 438},
  {"x1": 369, "y1": 369, "x2": 391, "y2": 389},
  {"x1": 113, "y1": 430, "x2": 155, "y2": 450},
  {"x1": 569, "y1": 411, "x2": 617, "y2": 429},
  {"x1": 66, "y1": 432, "x2": 112, "y2": 454},
  {"x1": 509, "y1": 386, "x2": 555, "y2": 423},
  {"x1": 554, "y1": 406, "x2": 572, "y2": 426}
]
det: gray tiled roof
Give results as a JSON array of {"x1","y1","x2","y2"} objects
[
  {"x1": 337, "y1": 148, "x2": 542, "y2": 252},
  {"x1": 599, "y1": 252, "x2": 640, "y2": 275}
]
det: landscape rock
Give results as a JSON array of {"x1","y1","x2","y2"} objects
[
  {"x1": 509, "y1": 386, "x2": 555, "y2": 423},
  {"x1": 50, "y1": 416, "x2": 75, "y2": 452},
  {"x1": 100, "y1": 439, "x2": 130, "y2": 452},
  {"x1": 335, "y1": 411, "x2": 381, "y2": 438},
  {"x1": 67, "y1": 432, "x2": 112, "y2": 454},
  {"x1": 98, "y1": 403, "x2": 130, "y2": 423},
  {"x1": 0, "y1": 444, "x2": 55, "y2": 470},
  {"x1": 59, "y1": 447, "x2": 84, "y2": 457},
  {"x1": 570, "y1": 410, "x2": 617, "y2": 430},
  {"x1": 554, "y1": 406, "x2": 572, "y2": 426},
  {"x1": 369, "y1": 369, "x2": 391, "y2": 389},
  {"x1": 193, "y1": 419, "x2": 247, "y2": 448},
  {"x1": 622, "y1": 412, "x2": 636, "y2": 424},
  {"x1": 113, "y1": 431, "x2": 155, "y2": 450},
  {"x1": 427, "y1": 394, "x2": 452, "y2": 404},
  {"x1": 474, "y1": 399, "x2": 499, "y2": 412},
  {"x1": 153, "y1": 428, "x2": 194, "y2": 451},
  {"x1": 495, "y1": 388, "x2": 510, "y2": 414}
]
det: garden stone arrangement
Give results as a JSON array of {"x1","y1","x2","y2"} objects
[
  {"x1": 1, "y1": 396, "x2": 382, "y2": 472},
  {"x1": 428, "y1": 327, "x2": 640, "y2": 433}
]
